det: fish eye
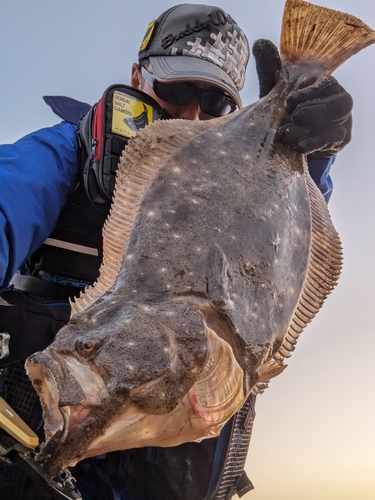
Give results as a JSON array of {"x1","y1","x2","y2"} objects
[
  {"x1": 76, "y1": 339, "x2": 97, "y2": 357},
  {"x1": 83, "y1": 340, "x2": 94, "y2": 350}
]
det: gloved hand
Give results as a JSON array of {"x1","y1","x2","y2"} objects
[
  {"x1": 252, "y1": 40, "x2": 353, "y2": 158},
  {"x1": 278, "y1": 77, "x2": 353, "y2": 158}
]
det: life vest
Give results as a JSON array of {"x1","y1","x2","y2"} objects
[{"x1": 26, "y1": 85, "x2": 166, "y2": 295}]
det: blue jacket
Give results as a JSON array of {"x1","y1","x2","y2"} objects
[
  {"x1": 0, "y1": 115, "x2": 335, "y2": 292},
  {"x1": 0, "y1": 122, "x2": 81, "y2": 290}
]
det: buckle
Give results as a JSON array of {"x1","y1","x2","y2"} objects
[{"x1": 0, "y1": 333, "x2": 10, "y2": 359}]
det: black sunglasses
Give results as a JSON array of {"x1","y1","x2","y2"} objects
[{"x1": 141, "y1": 66, "x2": 237, "y2": 117}]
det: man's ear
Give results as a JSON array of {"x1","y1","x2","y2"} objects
[{"x1": 131, "y1": 63, "x2": 142, "y2": 89}]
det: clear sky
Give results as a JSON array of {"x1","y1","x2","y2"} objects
[{"x1": 1, "y1": 1, "x2": 374, "y2": 499}]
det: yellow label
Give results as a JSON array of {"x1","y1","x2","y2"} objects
[
  {"x1": 112, "y1": 91, "x2": 154, "y2": 138},
  {"x1": 139, "y1": 20, "x2": 156, "y2": 52}
]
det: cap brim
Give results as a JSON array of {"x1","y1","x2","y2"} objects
[{"x1": 149, "y1": 55, "x2": 243, "y2": 109}]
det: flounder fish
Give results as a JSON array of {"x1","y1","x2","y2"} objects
[{"x1": 25, "y1": 0, "x2": 375, "y2": 476}]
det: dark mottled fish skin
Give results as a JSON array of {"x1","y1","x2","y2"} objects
[{"x1": 110, "y1": 88, "x2": 311, "y2": 382}]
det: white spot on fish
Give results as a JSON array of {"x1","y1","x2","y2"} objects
[
  {"x1": 220, "y1": 150, "x2": 227, "y2": 155},
  {"x1": 173, "y1": 167, "x2": 181, "y2": 173},
  {"x1": 164, "y1": 310, "x2": 175, "y2": 316},
  {"x1": 170, "y1": 210, "x2": 176, "y2": 214},
  {"x1": 215, "y1": 227, "x2": 221, "y2": 233},
  {"x1": 126, "y1": 254, "x2": 133, "y2": 260},
  {"x1": 173, "y1": 234, "x2": 180, "y2": 239},
  {"x1": 231, "y1": 235, "x2": 236, "y2": 240},
  {"x1": 160, "y1": 268, "x2": 167, "y2": 273},
  {"x1": 217, "y1": 132, "x2": 223, "y2": 137},
  {"x1": 148, "y1": 211, "x2": 155, "y2": 217},
  {"x1": 166, "y1": 284, "x2": 171, "y2": 289},
  {"x1": 197, "y1": 247, "x2": 201, "y2": 252},
  {"x1": 164, "y1": 347, "x2": 170, "y2": 353},
  {"x1": 191, "y1": 199, "x2": 198, "y2": 204},
  {"x1": 128, "y1": 342, "x2": 135, "y2": 346},
  {"x1": 127, "y1": 365, "x2": 134, "y2": 371},
  {"x1": 172, "y1": 182, "x2": 178, "y2": 186}
]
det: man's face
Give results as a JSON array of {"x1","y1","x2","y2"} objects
[{"x1": 131, "y1": 63, "x2": 235, "y2": 121}]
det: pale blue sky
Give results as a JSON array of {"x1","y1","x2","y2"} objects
[{"x1": 1, "y1": 1, "x2": 375, "y2": 498}]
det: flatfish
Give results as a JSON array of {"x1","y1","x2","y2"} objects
[{"x1": 25, "y1": 0, "x2": 375, "y2": 475}]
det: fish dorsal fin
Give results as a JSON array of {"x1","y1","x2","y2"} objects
[
  {"x1": 71, "y1": 118, "x2": 219, "y2": 316},
  {"x1": 280, "y1": 0, "x2": 375, "y2": 73},
  {"x1": 256, "y1": 160, "x2": 343, "y2": 391}
]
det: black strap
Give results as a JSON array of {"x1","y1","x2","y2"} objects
[{"x1": 10, "y1": 275, "x2": 82, "y2": 301}]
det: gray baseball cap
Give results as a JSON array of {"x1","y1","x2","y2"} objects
[{"x1": 138, "y1": 4, "x2": 250, "y2": 108}]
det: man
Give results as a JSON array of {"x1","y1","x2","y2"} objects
[{"x1": 0, "y1": 4, "x2": 352, "y2": 499}]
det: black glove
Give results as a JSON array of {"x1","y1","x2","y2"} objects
[
  {"x1": 252, "y1": 39, "x2": 281, "y2": 99},
  {"x1": 279, "y1": 77, "x2": 353, "y2": 158},
  {"x1": 252, "y1": 40, "x2": 353, "y2": 158}
]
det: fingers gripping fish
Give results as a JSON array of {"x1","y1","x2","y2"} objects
[{"x1": 25, "y1": 0, "x2": 375, "y2": 476}]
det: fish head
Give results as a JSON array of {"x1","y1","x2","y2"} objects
[{"x1": 25, "y1": 297, "x2": 244, "y2": 473}]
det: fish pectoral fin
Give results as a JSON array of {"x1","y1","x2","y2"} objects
[{"x1": 206, "y1": 244, "x2": 233, "y2": 309}]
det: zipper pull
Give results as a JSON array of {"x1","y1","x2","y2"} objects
[{"x1": 91, "y1": 138, "x2": 98, "y2": 159}]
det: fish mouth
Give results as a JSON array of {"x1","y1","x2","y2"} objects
[
  {"x1": 25, "y1": 353, "x2": 66, "y2": 443},
  {"x1": 25, "y1": 350, "x2": 104, "y2": 447}
]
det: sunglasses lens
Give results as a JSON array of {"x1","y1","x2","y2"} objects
[
  {"x1": 154, "y1": 82, "x2": 193, "y2": 106},
  {"x1": 147, "y1": 68, "x2": 236, "y2": 117},
  {"x1": 200, "y1": 92, "x2": 236, "y2": 117}
]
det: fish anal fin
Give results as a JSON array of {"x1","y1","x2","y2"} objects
[{"x1": 280, "y1": 0, "x2": 375, "y2": 73}]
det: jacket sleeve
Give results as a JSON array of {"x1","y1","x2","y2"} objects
[
  {"x1": 307, "y1": 155, "x2": 335, "y2": 203},
  {"x1": 0, "y1": 121, "x2": 81, "y2": 290}
]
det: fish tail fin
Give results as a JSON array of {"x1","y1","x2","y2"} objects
[{"x1": 280, "y1": 0, "x2": 375, "y2": 73}]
